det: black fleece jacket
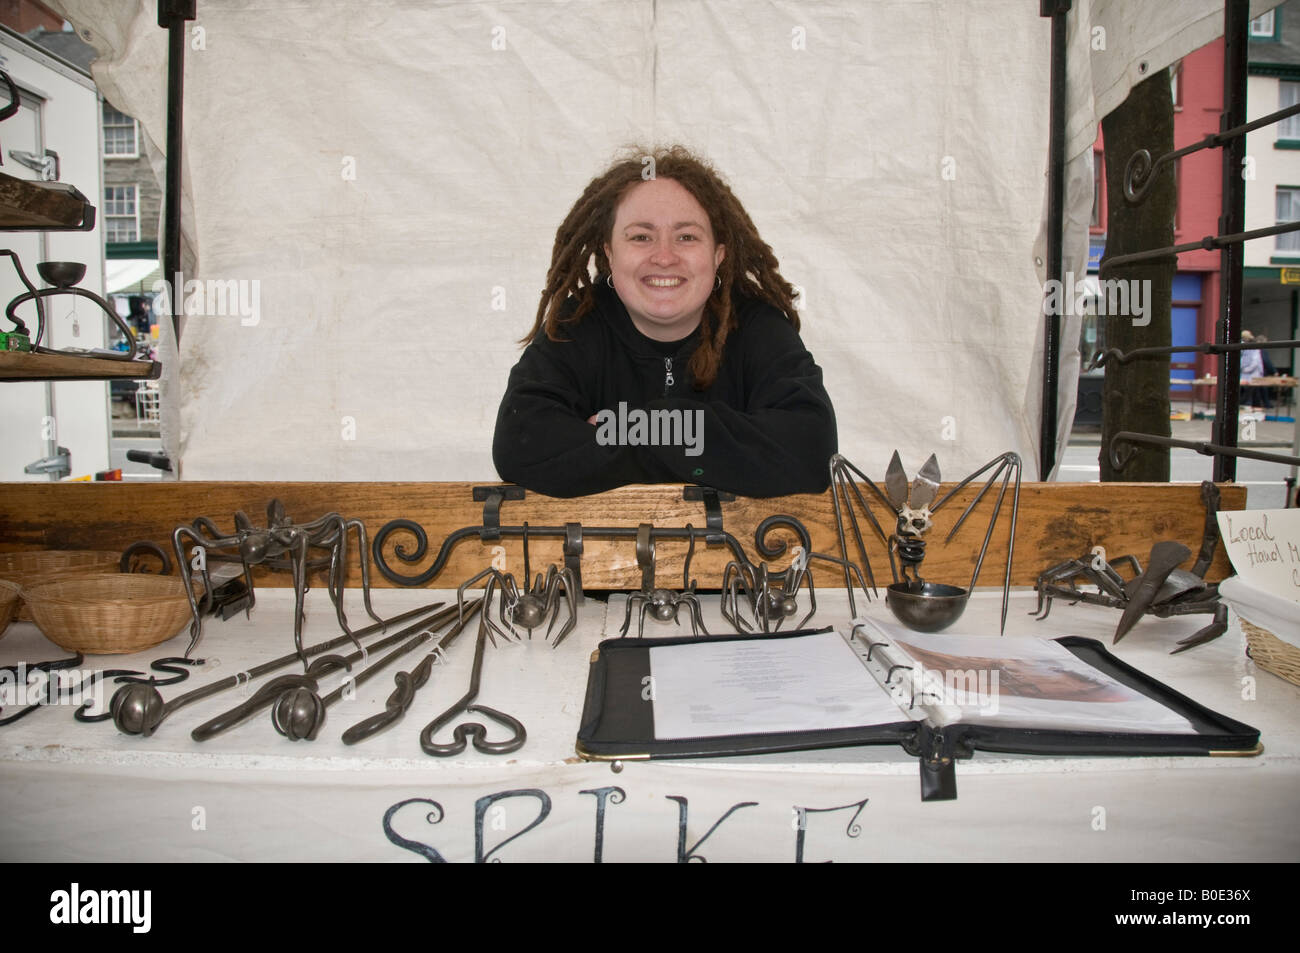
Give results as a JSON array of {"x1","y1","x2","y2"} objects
[{"x1": 492, "y1": 282, "x2": 837, "y2": 498}]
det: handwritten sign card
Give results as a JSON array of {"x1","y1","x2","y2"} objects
[{"x1": 1216, "y1": 509, "x2": 1300, "y2": 603}]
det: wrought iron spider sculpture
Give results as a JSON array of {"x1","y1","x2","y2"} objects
[
  {"x1": 455, "y1": 525, "x2": 578, "y2": 648},
  {"x1": 172, "y1": 499, "x2": 384, "y2": 667},
  {"x1": 619, "y1": 523, "x2": 709, "y2": 637},
  {"x1": 829, "y1": 450, "x2": 1022, "y2": 632},
  {"x1": 721, "y1": 549, "x2": 814, "y2": 633},
  {"x1": 720, "y1": 541, "x2": 870, "y2": 634}
]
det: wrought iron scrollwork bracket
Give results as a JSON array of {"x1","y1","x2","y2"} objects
[
  {"x1": 1109, "y1": 431, "x2": 1300, "y2": 472},
  {"x1": 1125, "y1": 101, "x2": 1300, "y2": 205},
  {"x1": 1088, "y1": 338, "x2": 1300, "y2": 372}
]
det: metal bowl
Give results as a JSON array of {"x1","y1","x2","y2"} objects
[
  {"x1": 36, "y1": 261, "x2": 87, "y2": 288},
  {"x1": 886, "y1": 581, "x2": 969, "y2": 632}
]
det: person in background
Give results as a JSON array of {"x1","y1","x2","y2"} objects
[
  {"x1": 493, "y1": 145, "x2": 837, "y2": 498},
  {"x1": 1238, "y1": 330, "x2": 1265, "y2": 411},
  {"x1": 1254, "y1": 334, "x2": 1277, "y2": 411},
  {"x1": 126, "y1": 295, "x2": 152, "y2": 336}
]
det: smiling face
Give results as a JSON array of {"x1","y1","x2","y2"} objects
[{"x1": 604, "y1": 177, "x2": 726, "y2": 341}]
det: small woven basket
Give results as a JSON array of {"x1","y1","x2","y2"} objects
[
  {"x1": 0, "y1": 550, "x2": 122, "y2": 622},
  {"x1": 0, "y1": 579, "x2": 20, "y2": 639},
  {"x1": 22, "y1": 574, "x2": 196, "y2": 655},
  {"x1": 0, "y1": 549, "x2": 121, "y2": 575},
  {"x1": 1242, "y1": 619, "x2": 1300, "y2": 688}
]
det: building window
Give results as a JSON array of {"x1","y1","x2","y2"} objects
[
  {"x1": 103, "y1": 103, "x2": 138, "y2": 158},
  {"x1": 1277, "y1": 187, "x2": 1300, "y2": 252},
  {"x1": 1280, "y1": 82, "x2": 1300, "y2": 141},
  {"x1": 1251, "y1": 11, "x2": 1278, "y2": 39},
  {"x1": 104, "y1": 185, "x2": 139, "y2": 243}
]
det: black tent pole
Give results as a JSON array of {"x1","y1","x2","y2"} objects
[
  {"x1": 1040, "y1": 0, "x2": 1071, "y2": 480},
  {"x1": 1214, "y1": 0, "x2": 1249, "y2": 482},
  {"x1": 158, "y1": 0, "x2": 196, "y2": 344}
]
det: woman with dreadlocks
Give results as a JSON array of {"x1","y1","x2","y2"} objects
[{"x1": 492, "y1": 146, "x2": 837, "y2": 498}]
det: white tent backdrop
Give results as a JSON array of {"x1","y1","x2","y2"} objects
[{"x1": 50, "y1": 0, "x2": 1278, "y2": 484}]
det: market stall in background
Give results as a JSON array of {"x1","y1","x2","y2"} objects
[{"x1": 0, "y1": 0, "x2": 1297, "y2": 868}]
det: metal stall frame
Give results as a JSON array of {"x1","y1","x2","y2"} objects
[
  {"x1": 1043, "y1": 0, "x2": 1300, "y2": 495},
  {"x1": 158, "y1": 0, "x2": 194, "y2": 346},
  {"x1": 153, "y1": 2, "x2": 1287, "y2": 487}
]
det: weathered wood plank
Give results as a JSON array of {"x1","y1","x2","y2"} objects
[
  {"x1": 0, "y1": 352, "x2": 161, "y2": 382},
  {"x1": 0, "y1": 481, "x2": 1244, "y2": 590},
  {"x1": 0, "y1": 172, "x2": 93, "y2": 229}
]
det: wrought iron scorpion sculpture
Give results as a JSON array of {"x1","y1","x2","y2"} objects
[{"x1": 1032, "y1": 481, "x2": 1228, "y2": 653}]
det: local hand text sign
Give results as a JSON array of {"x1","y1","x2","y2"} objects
[{"x1": 1216, "y1": 509, "x2": 1300, "y2": 602}]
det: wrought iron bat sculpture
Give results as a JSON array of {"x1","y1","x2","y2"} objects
[{"x1": 829, "y1": 450, "x2": 1022, "y2": 632}]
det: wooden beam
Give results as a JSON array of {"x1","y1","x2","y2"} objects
[
  {"x1": 0, "y1": 352, "x2": 162, "y2": 382},
  {"x1": 0, "y1": 481, "x2": 1245, "y2": 590},
  {"x1": 0, "y1": 173, "x2": 94, "y2": 230}
]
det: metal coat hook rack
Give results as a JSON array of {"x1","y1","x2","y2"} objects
[{"x1": 372, "y1": 487, "x2": 812, "y2": 589}]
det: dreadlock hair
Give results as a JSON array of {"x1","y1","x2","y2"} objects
[{"x1": 523, "y1": 145, "x2": 799, "y2": 391}]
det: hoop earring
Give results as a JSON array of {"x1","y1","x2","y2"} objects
[
  {"x1": 713, "y1": 275, "x2": 722, "y2": 291},
  {"x1": 606, "y1": 274, "x2": 614, "y2": 289}
]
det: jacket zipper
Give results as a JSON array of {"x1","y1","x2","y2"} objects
[{"x1": 663, "y1": 357, "x2": 675, "y2": 396}]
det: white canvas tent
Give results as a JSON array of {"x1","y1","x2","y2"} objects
[{"x1": 46, "y1": 0, "x2": 1281, "y2": 483}]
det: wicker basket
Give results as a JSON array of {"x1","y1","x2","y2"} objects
[
  {"x1": 0, "y1": 550, "x2": 122, "y2": 622},
  {"x1": 0, "y1": 579, "x2": 20, "y2": 640},
  {"x1": 1242, "y1": 619, "x2": 1300, "y2": 688},
  {"x1": 0, "y1": 549, "x2": 121, "y2": 575},
  {"x1": 22, "y1": 574, "x2": 196, "y2": 655}
]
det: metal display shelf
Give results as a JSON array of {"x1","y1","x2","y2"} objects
[
  {"x1": 0, "y1": 351, "x2": 161, "y2": 383},
  {"x1": 0, "y1": 172, "x2": 95, "y2": 232}
]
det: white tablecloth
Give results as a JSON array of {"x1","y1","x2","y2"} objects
[{"x1": 1, "y1": 584, "x2": 1295, "y2": 862}]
